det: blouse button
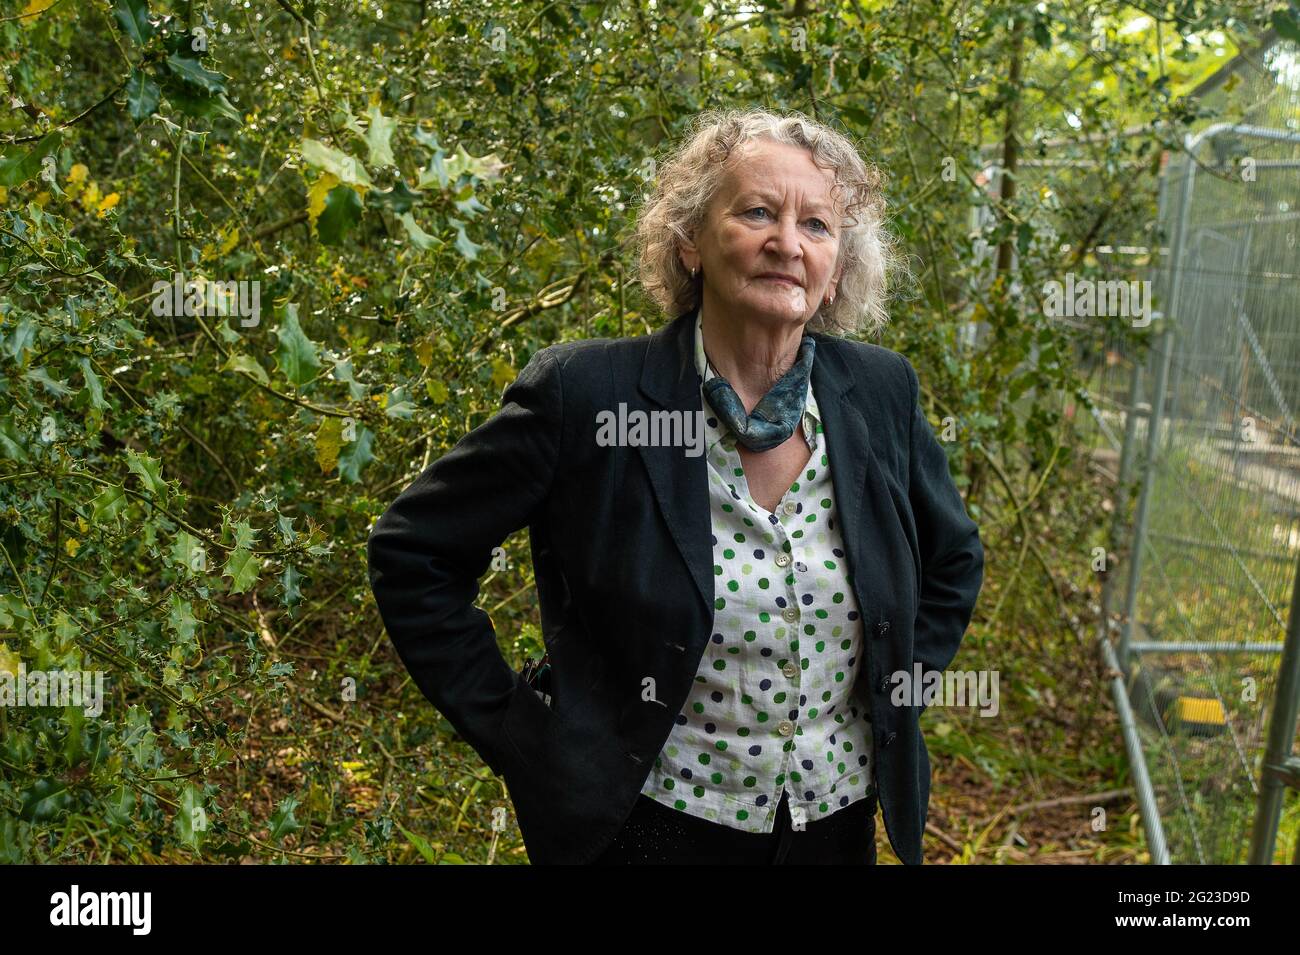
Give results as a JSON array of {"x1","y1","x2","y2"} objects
[
  {"x1": 782, "y1": 662, "x2": 798, "y2": 680},
  {"x1": 782, "y1": 501, "x2": 797, "y2": 516},
  {"x1": 782, "y1": 607, "x2": 799, "y2": 623},
  {"x1": 775, "y1": 552, "x2": 791, "y2": 568},
  {"x1": 777, "y1": 720, "x2": 795, "y2": 737}
]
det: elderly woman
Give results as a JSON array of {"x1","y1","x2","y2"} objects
[{"x1": 368, "y1": 108, "x2": 984, "y2": 865}]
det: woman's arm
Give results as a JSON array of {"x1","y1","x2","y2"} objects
[
  {"x1": 367, "y1": 347, "x2": 563, "y2": 775},
  {"x1": 899, "y1": 355, "x2": 985, "y2": 715}
]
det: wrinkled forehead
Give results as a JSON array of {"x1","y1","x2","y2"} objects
[{"x1": 715, "y1": 137, "x2": 844, "y2": 213}]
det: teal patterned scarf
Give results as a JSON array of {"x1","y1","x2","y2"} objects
[{"x1": 701, "y1": 335, "x2": 816, "y2": 452}]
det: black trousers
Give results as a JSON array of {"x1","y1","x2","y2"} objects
[{"x1": 591, "y1": 789, "x2": 878, "y2": 865}]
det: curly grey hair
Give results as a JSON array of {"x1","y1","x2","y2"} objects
[{"x1": 632, "y1": 107, "x2": 902, "y2": 338}]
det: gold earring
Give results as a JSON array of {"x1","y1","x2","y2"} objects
[{"x1": 690, "y1": 267, "x2": 698, "y2": 279}]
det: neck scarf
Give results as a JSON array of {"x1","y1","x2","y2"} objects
[{"x1": 701, "y1": 333, "x2": 816, "y2": 452}]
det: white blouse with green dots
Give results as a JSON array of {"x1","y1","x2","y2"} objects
[{"x1": 636, "y1": 312, "x2": 877, "y2": 833}]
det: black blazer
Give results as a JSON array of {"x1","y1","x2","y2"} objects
[{"x1": 367, "y1": 305, "x2": 984, "y2": 864}]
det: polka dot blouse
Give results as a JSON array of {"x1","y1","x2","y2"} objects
[{"x1": 637, "y1": 313, "x2": 876, "y2": 832}]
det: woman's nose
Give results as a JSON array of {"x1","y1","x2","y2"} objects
[{"x1": 765, "y1": 214, "x2": 804, "y2": 258}]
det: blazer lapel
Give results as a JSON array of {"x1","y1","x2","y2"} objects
[
  {"x1": 636, "y1": 309, "x2": 714, "y2": 618},
  {"x1": 635, "y1": 309, "x2": 905, "y2": 630}
]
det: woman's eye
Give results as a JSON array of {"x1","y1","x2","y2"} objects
[{"x1": 747, "y1": 207, "x2": 829, "y2": 233}]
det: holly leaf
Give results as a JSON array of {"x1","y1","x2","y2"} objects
[
  {"x1": 443, "y1": 143, "x2": 509, "y2": 184},
  {"x1": 171, "y1": 530, "x2": 206, "y2": 575},
  {"x1": 364, "y1": 104, "x2": 397, "y2": 168},
  {"x1": 222, "y1": 547, "x2": 260, "y2": 594},
  {"x1": 0, "y1": 419, "x2": 29, "y2": 461},
  {"x1": 315, "y1": 416, "x2": 343, "y2": 474},
  {"x1": 370, "y1": 179, "x2": 420, "y2": 214},
  {"x1": 20, "y1": 779, "x2": 70, "y2": 823},
  {"x1": 91, "y1": 485, "x2": 127, "y2": 524},
  {"x1": 399, "y1": 211, "x2": 437, "y2": 250},
  {"x1": 0, "y1": 130, "x2": 63, "y2": 188},
  {"x1": 167, "y1": 597, "x2": 197, "y2": 644},
  {"x1": 281, "y1": 564, "x2": 303, "y2": 609},
  {"x1": 126, "y1": 449, "x2": 166, "y2": 496},
  {"x1": 163, "y1": 84, "x2": 242, "y2": 124},
  {"x1": 307, "y1": 171, "x2": 339, "y2": 225},
  {"x1": 175, "y1": 784, "x2": 205, "y2": 850},
  {"x1": 338, "y1": 426, "x2": 374, "y2": 483},
  {"x1": 301, "y1": 139, "x2": 372, "y2": 188},
  {"x1": 112, "y1": 0, "x2": 154, "y2": 45},
  {"x1": 164, "y1": 50, "x2": 228, "y2": 95},
  {"x1": 78, "y1": 358, "x2": 109, "y2": 409},
  {"x1": 268, "y1": 794, "x2": 302, "y2": 842},
  {"x1": 316, "y1": 184, "x2": 362, "y2": 246},
  {"x1": 222, "y1": 352, "x2": 270, "y2": 385},
  {"x1": 452, "y1": 219, "x2": 481, "y2": 261},
  {"x1": 125, "y1": 69, "x2": 161, "y2": 124},
  {"x1": 274, "y1": 304, "x2": 323, "y2": 387}
]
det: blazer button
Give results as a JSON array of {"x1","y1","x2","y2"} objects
[
  {"x1": 878, "y1": 675, "x2": 890, "y2": 693},
  {"x1": 875, "y1": 620, "x2": 891, "y2": 638},
  {"x1": 883, "y1": 732, "x2": 897, "y2": 747}
]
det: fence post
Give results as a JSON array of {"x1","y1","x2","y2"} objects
[
  {"x1": 1118, "y1": 143, "x2": 1197, "y2": 673},
  {"x1": 1248, "y1": 549, "x2": 1300, "y2": 864}
]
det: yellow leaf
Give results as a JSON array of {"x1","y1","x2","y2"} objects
[
  {"x1": 426, "y1": 380, "x2": 448, "y2": 404},
  {"x1": 0, "y1": 186, "x2": 6, "y2": 203},
  {"x1": 414, "y1": 339, "x2": 433, "y2": 368},
  {"x1": 220, "y1": 226, "x2": 240, "y2": 255},
  {"x1": 315, "y1": 417, "x2": 343, "y2": 475},
  {"x1": 64, "y1": 537, "x2": 80, "y2": 557},
  {"x1": 68, "y1": 163, "x2": 88, "y2": 184},
  {"x1": 307, "y1": 171, "x2": 340, "y2": 225},
  {"x1": 491, "y1": 358, "x2": 516, "y2": 390},
  {"x1": 0, "y1": 642, "x2": 20, "y2": 675},
  {"x1": 20, "y1": 0, "x2": 55, "y2": 22}
]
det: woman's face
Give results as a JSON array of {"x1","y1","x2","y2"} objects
[{"x1": 680, "y1": 137, "x2": 844, "y2": 329}]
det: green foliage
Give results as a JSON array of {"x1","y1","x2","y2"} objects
[{"x1": 0, "y1": 0, "x2": 1282, "y2": 864}]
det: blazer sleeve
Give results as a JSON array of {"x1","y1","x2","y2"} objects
[
  {"x1": 900, "y1": 354, "x2": 984, "y2": 715},
  {"x1": 367, "y1": 346, "x2": 563, "y2": 776}
]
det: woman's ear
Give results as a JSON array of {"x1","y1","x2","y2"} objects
[{"x1": 677, "y1": 237, "x2": 699, "y2": 273}]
